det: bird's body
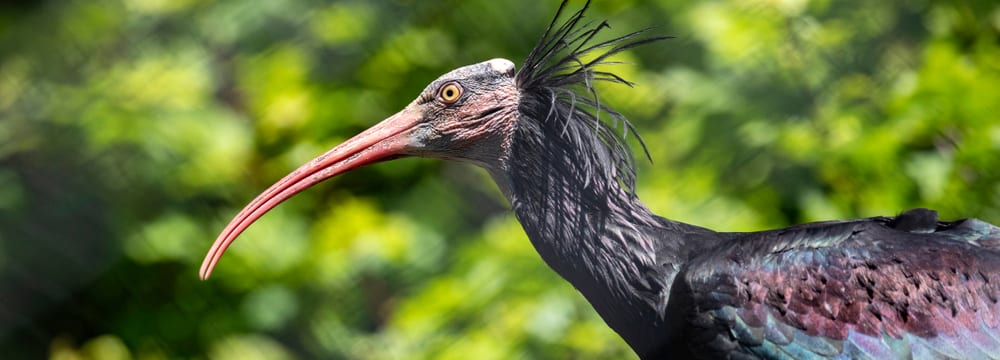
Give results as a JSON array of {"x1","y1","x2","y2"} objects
[
  {"x1": 200, "y1": 1, "x2": 1000, "y2": 358},
  {"x1": 501, "y1": 102, "x2": 1000, "y2": 357},
  {"x1": 683, "y1": 214, "x2": 1000, "y2": 359}
]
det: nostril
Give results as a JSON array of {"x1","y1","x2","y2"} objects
[{"x1": 481, "y1": 107, "x2": 503, "y2": 118}]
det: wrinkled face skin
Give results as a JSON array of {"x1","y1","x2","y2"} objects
[
  {"x1": 403, "y1": 58, "x2": 520, "y2": 170},
  {"x1": 199, "y1": 58, "x2": 521, "y2": 279}
]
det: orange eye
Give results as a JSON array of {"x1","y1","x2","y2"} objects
[{"x1": 438, "y1": 82, "x2": 463, "y2": 104}]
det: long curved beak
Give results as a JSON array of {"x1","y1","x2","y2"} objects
[{"x1": 199, "y1": 109, "x2": 423, "y2": 280}]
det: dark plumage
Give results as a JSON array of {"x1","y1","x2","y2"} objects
[
  {"x1": 200, "y1": 1, "x2": 1000, "y2": 359},
  {"x1": 685, "y1": 216, "x2": 1000, "y2": 359}
]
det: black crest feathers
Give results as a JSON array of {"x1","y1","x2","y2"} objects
[{"x1": 515, "y1": 0, "x2": 671, "y2": 195}]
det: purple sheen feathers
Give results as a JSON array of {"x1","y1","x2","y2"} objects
[{"x1": 684, "y1": 216, "x2": 1000, "y2": 359}]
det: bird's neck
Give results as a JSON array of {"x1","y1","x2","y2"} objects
[{"x1": 487, "y1": 116, "x2": 713, "y2": 356}]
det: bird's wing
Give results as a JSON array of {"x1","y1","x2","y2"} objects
[{"x1": 679, "y1": 213, "x2": 1000, "y2": 359}]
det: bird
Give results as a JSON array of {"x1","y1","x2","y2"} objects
[{"x1": 199, "y1": 1, "x2": 1000, "y2": 359}]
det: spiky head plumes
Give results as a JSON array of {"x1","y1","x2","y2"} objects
[{"x1": 515, "y1": 0, "x2": 671, "y2": 196}]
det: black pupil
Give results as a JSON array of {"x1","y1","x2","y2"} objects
[{"x1": 445, "y1": 88, "x2": 454, "y2": 98}]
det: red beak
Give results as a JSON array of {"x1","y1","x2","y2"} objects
[{"x1": 199, "y1": 109, "x2": 423, "y2": 280}]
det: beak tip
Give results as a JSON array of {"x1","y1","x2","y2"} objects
[{"x1": 199, "y1": 255, "x2": 217, "y2": 280}]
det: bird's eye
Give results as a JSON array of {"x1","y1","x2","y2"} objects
[{"x1": 438, "y1": 82, "x2": 463, "y2": 104}]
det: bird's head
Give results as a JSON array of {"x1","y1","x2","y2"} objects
[
  {"x1": 199, "y1": 0, "x2": 668, "y2": 280},
  {"x1": 199, "y1": 58, "x2": 521, "y2": 279},
  {"x1": 391, "y1": 58, "x2": 520, "y2": 168}
]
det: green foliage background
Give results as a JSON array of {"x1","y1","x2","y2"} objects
[{"x1": 1, "y1": 0, "x2": 998, "y2": 358}]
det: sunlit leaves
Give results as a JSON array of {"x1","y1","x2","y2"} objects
[
  {"x1": 50, "y1": 335, "x2": 134, "y2": 360},
  {"x1": 237, "y1": 45, "x2": 316, "y2": 139},
  {"x1": 208, "y1": 335, "x2": 293, "y2": 360},
  {"x1": 126, "y1": 212, "x2": 204, "y2": 264},
  {"x1": 359, "y1": 29, "x2": 457, "y2": 89},
  {"x1": 217, "y1": 205, "x2": 309, "y2": 287},
  {"x1": 310, "y1": 2, "x2": 377, "y2": 46},
  {"x1": 241, "y1": 284, "x2": 299, "y2": 331},
  {"x1": 308, "y1": 196, "x2": 444, "y2": 287}
]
